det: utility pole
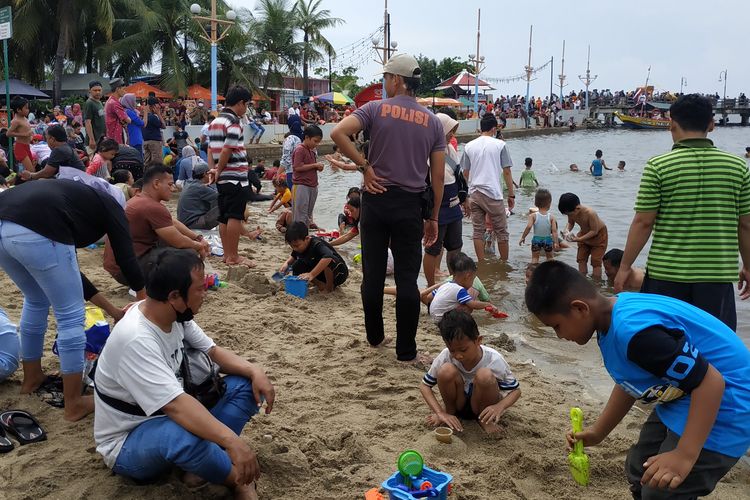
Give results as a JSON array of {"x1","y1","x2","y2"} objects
[
  {"x1": 578, "y1": 45, "x2": 597, "y2": 114},
  {"x1": 558, "y1": 40, "x2": 566, "y2": 104},
  {"x1": 679, "y1": 76, "x2": 687, "y2": 95},
  {"x1": 372, "y1": 0, "x2": 396, "y2": 99},
  {"x1": 468, "y1": 9, "x2": 484, "y2": 118}
]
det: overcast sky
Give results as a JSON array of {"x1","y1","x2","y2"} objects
[{"x1": 230, "y1": 0, "x2": 745, "y2": 98}]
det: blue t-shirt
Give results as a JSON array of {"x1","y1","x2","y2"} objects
[
  {"x1": 599, "y1": 293, "x2": 750, "y2": 457},
  {"x1": 591, "y1": 158, "x2": 603, "y2": 176},
  {"x1": 125, "y1": 109, "x2": 144, "y2": 146}
]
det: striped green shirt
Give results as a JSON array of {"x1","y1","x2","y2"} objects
[{"x1": 635, "y1": 138, "x2": 750, "y2": 282}]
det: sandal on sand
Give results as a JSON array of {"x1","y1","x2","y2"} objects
[
  {"x1": 0, "y1": 425, "x2": 13, "y2": 453},
  {"x1": 35, "y1": 376, "x2": 65, "y2": 408},
  {"x1": 0, "y1": 410, "x2": 47, "y2": 445}
]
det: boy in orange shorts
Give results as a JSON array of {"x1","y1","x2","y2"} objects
[
  {"x1": 7, "y1": 97, "x2": 34, "y2": 174},
  {"x1": 558, "y1": 192, "x2": 608, "y2": 279}
]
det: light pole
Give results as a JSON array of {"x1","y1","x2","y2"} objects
[
  {"x1": 558, "y1": 40, "x2": 566, "y2": 105},
  {"x1": 468, "y1": 9, "x2": 484, "y2": 117},
  {"x1": 190, "y1": 2, "x2": 236, "y2": 112},
  {"x1": 679, "y1": 76, "x2": 687, "y2": 95},
  {"x1": 718, "y1": 69, "x2": 727, "y2": 104},
  {"x1": 372, "y1": 1, "x2": 396, "y2": 99},
  {"x1": 578, "y1": 45, "x2": 597, "y2": 114},
  {"x1": 523, "y1": 25, "x2": 533, "y2": 128}
]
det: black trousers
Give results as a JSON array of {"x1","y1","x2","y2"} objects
[
  {"x1": 360, "y1": 189, "x2": 423, "y2": 361},
  {"x1": 625, "y1": 412, "x2": 738, "y2": 499},
  {"x1": 640, "y1": 275, "x2": 737, "y2": 331}
]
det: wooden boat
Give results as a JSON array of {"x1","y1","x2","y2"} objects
[{"x1": 615, "y1": 112, "x2": 670, "y2": 130}]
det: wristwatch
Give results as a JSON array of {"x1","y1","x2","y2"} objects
[{"x1": 356, "y1": 160, "x2": 371, "y2": 174}]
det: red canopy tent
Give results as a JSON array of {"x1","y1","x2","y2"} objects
[
  {"x1": 354, "y1": 83, "x2": 384, "y2": 108},
  {"x1": 434, "y1": 70, "x2": 495, "y2": 97},
  {"x1": 186, "y1": 84, "x2": 224, "y2": 101},
  {"x1": 121, "y1": 81, "x2": 172, "y2": 99}
]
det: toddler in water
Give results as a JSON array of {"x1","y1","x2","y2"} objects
[
  {"x1": 519, "y1": 188, "x2": 559, "y2": 263},
  {"x1": 603, "y1": 248, "x2": 644, "y2": 291},
  {"x1": 420, "y1": 310, "x2": 520, "y2": 434},
  {"x1": 618, "y1": 160, "x2": 626, "y2": 171},
  {"x1": 517, "y1": 157, "x2": 539, "y2": 188},
  {"x1": 590, "y1": 149, "x2": 612, "y2": 177},
  {"x1": 558, "y1": 192, "x2": 608, "y2": 280}
]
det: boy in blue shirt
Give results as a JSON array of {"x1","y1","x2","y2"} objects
[
  {"x1": 526, "y1": 261, "x2": 750, "y2": 498},
  {"x1": 590, "y1": 149, "x2": 611, "y2": 177}
]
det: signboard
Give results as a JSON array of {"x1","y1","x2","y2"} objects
[{"x1": 0, "y1": 7, "x2": 12, "y2": 41}]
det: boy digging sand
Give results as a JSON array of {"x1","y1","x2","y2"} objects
[
  {"x1": 559, "y1": 192, "x2": 608, "y2": 280},
  {"x1": 421, "y1": 310, "x2": 520, "y2": 434},
  {"x1": 279, "y1": 222, "x2": 348, "y2": 293},
  {"x1": 526, "y1": 261, "x2": 750, "y2": 498}
]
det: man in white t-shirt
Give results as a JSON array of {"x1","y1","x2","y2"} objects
[
  {"x1": 94, "y1": 248, "x2": 274, "y2": 498},
  {"x1": 287, "y1": 102, "x2": 301, "y2": 117},
  {"x1": 461, "y1": 114, "x2": 515, "y2": 260}
]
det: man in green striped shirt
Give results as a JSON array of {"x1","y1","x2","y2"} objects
[{"x1": 615, "y1": 94, "x2": 750, "y2": 330}]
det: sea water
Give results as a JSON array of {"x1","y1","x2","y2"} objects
[{"x1": 316, "y1": 127, "x2": 750, "y2": 400}]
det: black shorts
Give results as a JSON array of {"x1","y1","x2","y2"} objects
[
  {"x1": 292, "y1": 257, "x2": 349, "y2": 288},
  {"x1": 217, "y1": 182, "x2": 250, "y2": 224},
  {"x1": 424, "y1": 218, "x2": 463, "y2": 256},
  {"x1": 640, "y1": 275, "x2": 737, "y2": 331}
]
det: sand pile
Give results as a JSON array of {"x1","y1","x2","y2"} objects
[{"x1": 0, "y1": 200, "x2": 747, "y2": 500}]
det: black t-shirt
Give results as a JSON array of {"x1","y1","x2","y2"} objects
[
  {"x1": 291, "y1": 236, "x2": 342, "y2": 268},
  {"x1": 46, "y1": 143, "x2": 84, "y2": 171},
  {"x1": 173, "y1": 130, "x2": 189, "y2": 150},
  {"x1": 626, "y1": 326, "x2": 709, "y2": 394},
  {"x1": 0, "y1": 179, "x2": 144, "y2": 291}
]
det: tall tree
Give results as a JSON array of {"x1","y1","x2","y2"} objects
[
  {"x1": 8, "y1": 0, "x2": 115, "y2": 104},
  {"x1": 249, "y1": 0, "x2": 302, "y2": 93},
  {"x1": 293, "y1": 0, "x2": 342, "y2": 96}
]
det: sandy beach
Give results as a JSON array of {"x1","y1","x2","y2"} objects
[{"x1": 0, "y1": 195, "x2": 748, "y2": 500}]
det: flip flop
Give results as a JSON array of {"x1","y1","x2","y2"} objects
[
  {"x1": 0, "y1": 425, "x2": 13, "y2": 453},
  {"x1": 0, "y1": 410, "x2": 47, "y2": 445},
  {"x1": 35, "y1": 376, "x2": 65, "y2": 408}
]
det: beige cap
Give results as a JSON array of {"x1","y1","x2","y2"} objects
[{"x1": 382, "y1": 53, "x2": 422, "y2": 79}]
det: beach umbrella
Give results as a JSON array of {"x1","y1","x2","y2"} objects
[
  {"x1": 434, "y1": 70, "x2": 495, "y2": 92},
  {"x1": 312, "y1": 91, "x2": 353, "y2": 105},
  {"x1": 121, "y1": 81, "x2": 172, "y2": 99},
  {"x1": 0, "y1": 79, "x2": 49, "y2": 100},
  {"x1": 417, "y1": 97, "x2": 462, "y2": 107},
  {"x1": 186, "y1": 84, "x2": 224, "y2": 101}
]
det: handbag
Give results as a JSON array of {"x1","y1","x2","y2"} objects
[
  {"x1": 95, "y1": 342, "x2": 226, "y2": 417},
  {"x1": 446, "y1": 154, "x2": 468, "y2": 204},
  {"x1": 179, "y1": 346, "x2": 226, "y2": 409}
]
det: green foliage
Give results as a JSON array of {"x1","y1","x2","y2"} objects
[
  {"x1": 312, "y1": 65, "x2": 361, "y2": 97},
  {"x1": 415, "y1": 55, "x2": 472, "y2": 97}
]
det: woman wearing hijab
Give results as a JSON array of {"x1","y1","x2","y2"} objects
[
  {"x1": 175, "y1": 145, "x2": 205, "y2": 188},
  {"x1": 121, "y1": 93, "x2": 145, "y2": 158}
]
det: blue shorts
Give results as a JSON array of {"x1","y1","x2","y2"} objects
[{"x1": 531, "y1": 236, "x2": 554, "y2": 253}]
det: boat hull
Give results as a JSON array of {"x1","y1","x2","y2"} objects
[{"x1": 615, "y1": 112, "x2": 670, "y2": 130}]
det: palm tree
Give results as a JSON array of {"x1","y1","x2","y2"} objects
[
  {"x1": 9, "y1": 0, "x2": 116, "y2": 104},
  {"x1": 293, "y1": 0, "x2": 342, "y2": 96},
  {"x1": 249, "y1": 0, "x2": 302, "y2": 93},
  {"x1": 106, "y1": 0, "x2": 204, "y2": 95}
]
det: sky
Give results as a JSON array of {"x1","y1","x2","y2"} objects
[{"x1": 230, "y1": 0, "x2": 745, "y2": 98}]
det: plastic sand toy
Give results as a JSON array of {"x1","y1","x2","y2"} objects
[
  {"x1": 568, "y1": 407, "x2": 590, "y2": 486},
  {"x1": 484, "y1": 306, "x2": 509, "y2": 319}
]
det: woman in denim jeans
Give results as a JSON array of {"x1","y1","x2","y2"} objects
[{"x1": 0, "y1": 179, "x2": 145, "y2": 421}]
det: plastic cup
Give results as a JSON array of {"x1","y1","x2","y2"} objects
[{"x1": 434, "y1": 427, "x2": 453, "y2": 444}]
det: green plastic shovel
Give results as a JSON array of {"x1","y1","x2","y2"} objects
[{"x1": 568, "y1": 407, "x2": 590, "y2": 486}]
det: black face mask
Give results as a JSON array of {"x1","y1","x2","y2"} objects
[{"x1": 171, "y1": 299, "x2": 194, "y2": 324}]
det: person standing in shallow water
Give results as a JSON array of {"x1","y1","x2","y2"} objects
[{"x1": 331, "y1": 53, "x2": 445, "y2": 367}]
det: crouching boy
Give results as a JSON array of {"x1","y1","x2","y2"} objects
[
  {"x1": 94, "y1": 248, "x2": 275, "y2": 499},
  {"x1": 280, "y1": 221, "x2": 348, "y2": 292},
  {"x1": 420, "y1": 310, "x2": 520, "y2": 434},
  {"x1": 526, "y1": 261, "x2": 750, "y2": 498}
]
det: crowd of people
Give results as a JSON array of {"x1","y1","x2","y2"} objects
[{"x1": 0, "y1": 50, "x2": 748, "y2": 500}]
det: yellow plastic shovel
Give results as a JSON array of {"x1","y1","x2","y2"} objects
[{"x1": 568, "y1": 407, "x2": 590, "y2": 486}]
